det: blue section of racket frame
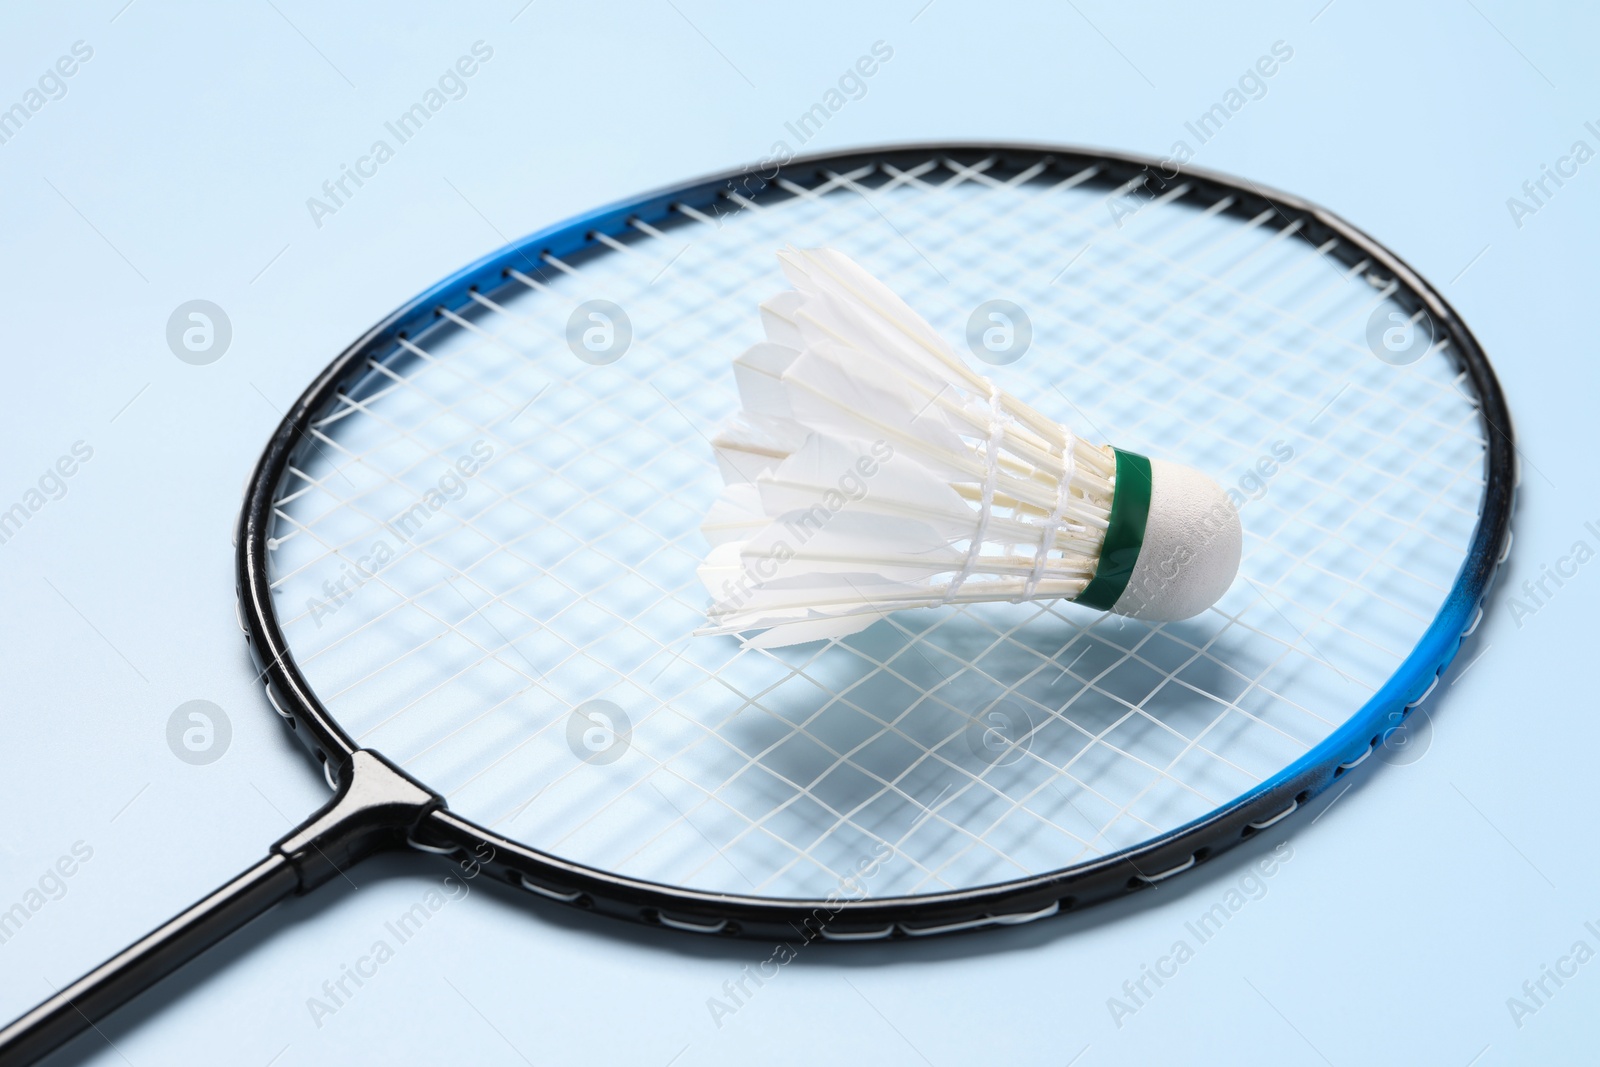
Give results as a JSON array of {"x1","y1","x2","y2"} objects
[{"x1": 247, "y1": 143, "x2": 1517, "y2": 940}]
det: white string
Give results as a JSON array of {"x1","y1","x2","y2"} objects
[
  {"x1": 943, "y1": 380, "x2": 1006, "y2": 604},
  {"x1": 1021, "y1": 423, "x2": 1076, "y2": 602}
]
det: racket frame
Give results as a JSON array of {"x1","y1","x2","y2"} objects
[
  {"x1": 1, "y1": 138, "x2": 1514, "y2": 1067},
  {"x1": 234, "y1": 142, "x2": 1515, "y2": 940}
]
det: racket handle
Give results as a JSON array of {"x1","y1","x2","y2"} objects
[
  {"x1": 0, "y1": 751, "x2": 441, "y2": 1065},
  {"x1": 0, "y1": 856, "x2": 299, "y2": 1064}
]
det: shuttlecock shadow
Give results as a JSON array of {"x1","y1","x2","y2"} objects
[{"x1": 708, "y1": 605, "x2": 1284, "y2": 905}]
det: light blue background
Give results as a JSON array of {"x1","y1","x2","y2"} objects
[{"x1": 1, "y1": 1, "x2": 1596, "y2": 1064}]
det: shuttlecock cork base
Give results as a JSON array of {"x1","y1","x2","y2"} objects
[
  {"x1": 697, "y1": 247, "x2": 1241, "y2": 648},
  {"x1": 1075, "y1": 451, "x2": 1241, "y2": 623}
]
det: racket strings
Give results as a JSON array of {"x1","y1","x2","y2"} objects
[
  {"x1": 579, "y1": 185, "x2": 1388, "y2": 851},
  {"x1": 294, "y1": 247, "x2": 979, "y2": 876},
  {"x1": 838, "y1": 161, "x2": 1465, "y2": 668},
  {"x1": 618, "y1": 609, "x2": 1219, "y2": 892},
  {"x1": 266, "y1": 153, "x2": 1486, "y2": 899},
  {"x1": 700, "y1": 173, "x2": 1472, "y2": 876},
  {"x1": 964, "y1": 397, "x2": 1480, "y2": 866},
  {"x1": 294, "y1": 187, "x2": 1318, "y2": 870},
  {"x1": 927, "y1": 162, "x2": 1487, "y2": 634},
  {"x1": 877, "y1": 156, "x2": 1484, "y2": 498},
  {"x1": 278, "y1": 287, "x2": 715, "y2": 647},
  {"x1": 268, "y1": 219, "x2": 1043, "y2": 857},
  {"x1": 891, "y1": 157, "x2": 1483, "y2": 486}
]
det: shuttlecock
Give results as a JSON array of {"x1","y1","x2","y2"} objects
[{"x1": 697, "y1": 247, "x2": 1241, "y2": 648}]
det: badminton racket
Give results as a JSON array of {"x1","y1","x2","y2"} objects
[{"x1": 0, "y1": 142, "x2": 1514, "y2": 1063}]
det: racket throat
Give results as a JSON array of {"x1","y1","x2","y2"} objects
[
  {"x1": 0, "y1": 751, "x2": 444, "y2": 1063},
  {"x1": 273, "y1": 749, "x2": 445, "y2": 893}
]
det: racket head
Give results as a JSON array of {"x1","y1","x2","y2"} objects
[{"x1": 236, "y1": 143, "x2": 1514, "y2": 939}]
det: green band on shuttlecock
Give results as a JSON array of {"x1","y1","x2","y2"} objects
[{"x1": 1073, "y1": 448, "x2": 1153, "y2": 612}]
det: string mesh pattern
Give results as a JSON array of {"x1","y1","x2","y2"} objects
[{"x1": 266, "y1": 156, "x2": 1486, "y2": 901}]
